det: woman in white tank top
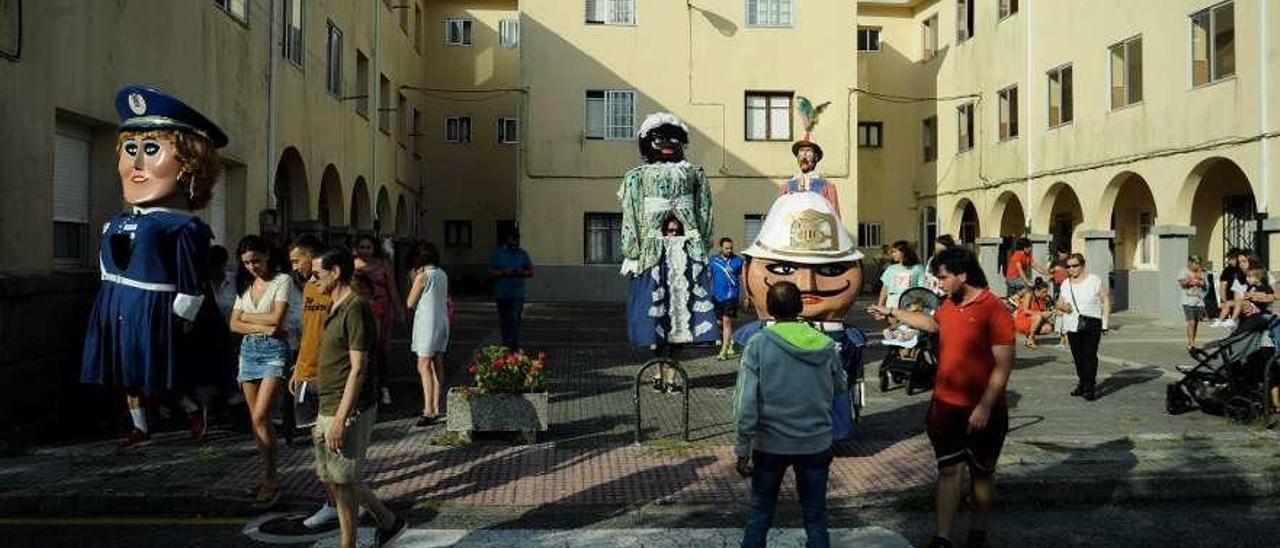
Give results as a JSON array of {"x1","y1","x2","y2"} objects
[{"x1": 1055, "y1": 253, "x2": 1111, "y2": 401}]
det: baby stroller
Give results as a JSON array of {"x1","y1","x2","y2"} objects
[
  {"x1": 879, "y1": 287, "x2": 940, "y2": 395},
  {"x1": 1166, "y1": 314, "x2": 1277, "y2": 425}
]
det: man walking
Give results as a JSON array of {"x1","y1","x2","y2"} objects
[
  {"x1": 488, "y1": 230, "x2": 533, "y2": 349},
  {"x1": 734, "y1": 281, "x2": 846, "y2": 548},
  {"x1": 869, "y1": 247, "x2": 1014, "y2": 548},
  {"x1": 310, "y1": 247, "x2": 406, "y2": 548},
  {"x1": 285, "y1": 235, "x2": 342, "y2": 529},
  {"x1": 711, "y1": 237, "x2": 745, "y2": 360}
]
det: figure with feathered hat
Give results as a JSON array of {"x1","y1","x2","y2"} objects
[
  {"x1": 781, "y1": 96, "x2": 840, "y2": 216},
  {"x1": 618, "y1": 112, "x2": 719, "y2": 392},
  {"x1": 81, "y1": 85, "x2": 230, "y2": 448}
]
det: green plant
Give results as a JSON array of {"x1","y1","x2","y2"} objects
[{"x1": 466, "y1": 345, "x2": 547, "y2": 394}]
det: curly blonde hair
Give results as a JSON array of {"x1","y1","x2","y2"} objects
[{"x1": 116, "y1": 130, "x2": 222, "y2": 210}]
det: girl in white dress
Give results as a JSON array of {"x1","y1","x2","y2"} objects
[{"x1": 407, "y1": 243, "x2": 449, "y2": 426}]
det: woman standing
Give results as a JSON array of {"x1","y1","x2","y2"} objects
[
  {"x1": 877, "y1": 240, "x2": 926, "y2": 310},
  {"x1": 228, "y1": 235, "x2": 291, "y2": 507},
  {"x1": 354, "y1": 235, "x2": 403, "y2": 405},
  {"x1": 1055, "y1": 253, "x2": 1110, "y2": 401},
  {"x1": 406, "y1": 242, "x2": 449, "y2": 426}
]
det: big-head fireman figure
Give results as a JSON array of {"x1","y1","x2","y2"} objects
[
  {"x1": 734, "y1": 192, "x2": 866, "y2": 440},
  {"x1": 81, "y1": 85, "x2": 229, "y2": 447}
]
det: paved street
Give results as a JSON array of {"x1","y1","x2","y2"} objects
[{"x1": 1, "y1": 300, "x2": 1277, "y2": 547}]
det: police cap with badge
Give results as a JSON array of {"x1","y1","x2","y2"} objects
[{"x1": 115, "y1": 85, "x2": 228, "y2": 148}]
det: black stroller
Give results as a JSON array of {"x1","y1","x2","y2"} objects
[
  {"x1": 1166, "y1": 314, "x2": 1277, "y2": 425},
  {"x1": 878, "y1": 287, "x2": 940, "y2": 395}
]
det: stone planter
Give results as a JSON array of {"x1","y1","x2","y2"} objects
[{"x1": 446, "y1": 388, "x2": 549, "y2": 443}]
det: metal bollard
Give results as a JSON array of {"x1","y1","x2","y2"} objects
[{"x1": 633, "y1": 357, "x2": 690, "y2": 444}]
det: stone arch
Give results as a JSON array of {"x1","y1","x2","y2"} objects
[
  {"x1": 1182, "y1": 157, "x2": 1257, "y2": 265},
  {"x1": 375, "y1": 186, "x2": 391, "y2": 235},
  {"x1": 1099, "y1": 172, "x2": 1159, "y2": 269},
  {"x1": 953, "y1": 199, "x2": 980, "y2": 245},
  {"x1": 350, "y1": 177, "x2": 373, "y2": 231},
  {"x1": 1035, "y1": 182, "x2": 1085, "y2": 254},
  {"x1": 272, "y1": 147, "x2": 310, "y2": 230},
  {"x1": 395, "y1": 194, "x2": 410, "y2": 236},
  {"x1": 990, "y1": 191, "x2": 1027, "y2": 238},
  {"x1": 318, "y1": 164, "x2": 344, "y2": 227}
]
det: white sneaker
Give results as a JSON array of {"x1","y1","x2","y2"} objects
[
  {"x1": 303, "y1": 502, "x2": 338, "y2": 529},
  {"x1": 381, "y1": 387, "x2": 393, "y2": 406}
]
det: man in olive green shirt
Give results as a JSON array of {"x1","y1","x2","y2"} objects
[{"x1": 309, "y1": 247, "x2": 405, "y2": 548}]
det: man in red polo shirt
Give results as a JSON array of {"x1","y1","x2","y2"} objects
[{"x1": 869, "y1": 246, "x2": 1014, "y2": 548}]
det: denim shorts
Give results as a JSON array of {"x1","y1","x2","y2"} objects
[{"x1": 238, "y1": 335, "x2": 288, "y2": 382}]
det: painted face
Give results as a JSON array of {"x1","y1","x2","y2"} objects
[
  {"x1": 744, "y1": 257, "x2": 862, "y2": 320},
  {"x1": 118, "y1": 132, "x2": 183, "y2": 206},
  {"x1": 796, "y1": 147, "x2": 817, "y2": 173}
]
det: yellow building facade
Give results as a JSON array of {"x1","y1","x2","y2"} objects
[
  {"x1": 858, "y1": 0, "x2": 1278, "y2": 315},
  {"x1": 517, "y1": 0, "x2": 859, "y2": 300}
]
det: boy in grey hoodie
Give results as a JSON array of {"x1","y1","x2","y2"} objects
[{"x1": 734, "y1": 282, "x2": 847, "y2": 548}]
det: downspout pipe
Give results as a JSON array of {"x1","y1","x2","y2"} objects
[
  {"x1": 265, "y1": 0, "x2": 279, "y2": 212},
  {"x1": 371, "y1": 0, "x2": 380, "y2": 236}
]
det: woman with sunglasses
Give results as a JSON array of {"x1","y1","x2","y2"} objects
[{"x1": 1054, "y1": 254, "x2": 1110, "y2": 401}]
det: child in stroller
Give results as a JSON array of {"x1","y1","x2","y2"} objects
[
  {"x1": 879, "y1": 287, "x2": 939, "y2": 395},
  {"x1": 1167, "y1": 310, "x2": 1279, "y2": 425}
]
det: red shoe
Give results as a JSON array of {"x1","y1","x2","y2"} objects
[
  {"x1": 189, "y1": 406, "x2": 207, "y2": 441},
  {"x1": 117, "y1": 427, "x2": 151, "y2": 448}
]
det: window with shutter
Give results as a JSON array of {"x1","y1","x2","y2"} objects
[
  {"x1": 500, "y1": 19, "x2": 520, "y2": 48},
  {"x1": 605, "y1": 91, "x2": 635, "y2": 140},
  {"x1": 585, "y1": 90, "x2": 606, "y2": 138},
  {"x1": 54, "y1": 128, "x2": 91, "y2": 267}
]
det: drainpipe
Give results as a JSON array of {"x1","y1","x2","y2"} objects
[
  {"x1": 516, "y1": 3, "x2": 524, "y2": 230},
  {"x1": 1259, "y1": 0, "x2": 1271, "y2": 267},
  {"x1": 1024, "y1": 0, "x2": 1033, "y2": 234},
  {"x1": 265, "y1": 0, "x2": 279, "y2": 213},
  {"x1": 371, "y1": 0, "x2": 380, "y2": 238}
]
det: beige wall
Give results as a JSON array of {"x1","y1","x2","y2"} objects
[
  {"x1": 421, "y1": 0, "x2": 519, "y2": 275},
  {"x1": 860, "y1": 0, "x2": 1278, "y2": 271},
  {"x1": 519, "y1": 0, "x2": 858, "y2": 272},
  {"x1": 0, "y1": 1, "x2": 429, "y2": 277}
]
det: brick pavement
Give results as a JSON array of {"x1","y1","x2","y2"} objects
[{"x1": 0, "y1": 301, "x2": 1276, "y2": 517}]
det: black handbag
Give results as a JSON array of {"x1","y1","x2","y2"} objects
[{"x1": 1068, "y1": 279, "x2": 1104, "y2": 333}]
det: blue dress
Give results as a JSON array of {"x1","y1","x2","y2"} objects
[
  {"x1": 627, "y1": 236, "x2": 720, "y2": 347},
  {"x1": 81, "y1": 208, "x2": 217, "y2": 397}
]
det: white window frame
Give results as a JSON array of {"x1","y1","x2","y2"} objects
[
  {"x1": 325, "y1": 21, "x2": 343, "y2": 97},
  {"x1": 498, "y1": 117, "x2": 519, "y2": 144},
  {"x1": 214, "y1": 0, "x2": 249, "y2": 24},
  {"x1": 585, "y1": 0, "x2": 636, "y2": 26},
  {"x1": 858, "y1": 121, "x2": 883, "y2": 148},
  {"x1": 444, "y1": 18, "x2": 472, "y2": 46},
  {"x1": 857, "y1": 222, "x2": 884, "y2": 248},
  {"x1": 857, "y1": 27, "x2": 881, "y2": 53},
  {"x1": 445, "y1": 116, "x2": 472, "y2": 143},
  {"x1": 745, "y1": 0, "x2": 794, "y2": 28},
  {"x1": 54, "y1": 126, "x2": 91, "y2": 269},
  {"x1": 921, "y1": 14, "x2": 939, "y2": 62},
  {"x1": 1047, "y1": 64, "x2": 1073, "y2": 128},
  {"x1": 744, "y1": 214, "x2": 765, "y2": 248},
  {"x1": 500, "y1": 19, "x2": 520, "y2": 48},
  {"x1": 745, "y1": 91, "x2": 793, "y2": 142},
  {"x1": 956, "y1": 102, "x2": 974, "y2": 153},
  {"x1": 584, "y1": 213, "x2": 624, "y2": 264},
  {"x1": 998, "y1": 0, "x2": 1019, "y2": 21},
  {"x1": 585, "y1": 89, "x2": 635, "y2": 140},
  {"x1": 1137, "y1": 210, "x2": 1156, "y2": 268},
  {"x1": 1109, "y1": 35, "x2": 1143, "y2": 110},
  {"x1": 997, "y1": 84, "x2": 1018, "y2": 141},
  {"x1": 283, "y1": 0, "x2": 303, "y2": 67},
  {"x1": 1190, "y1": 1, "x2": 1235, "y2": 87},
  {"x1": 956, "y1": 0, "x2": 974, "y2": 43}
]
